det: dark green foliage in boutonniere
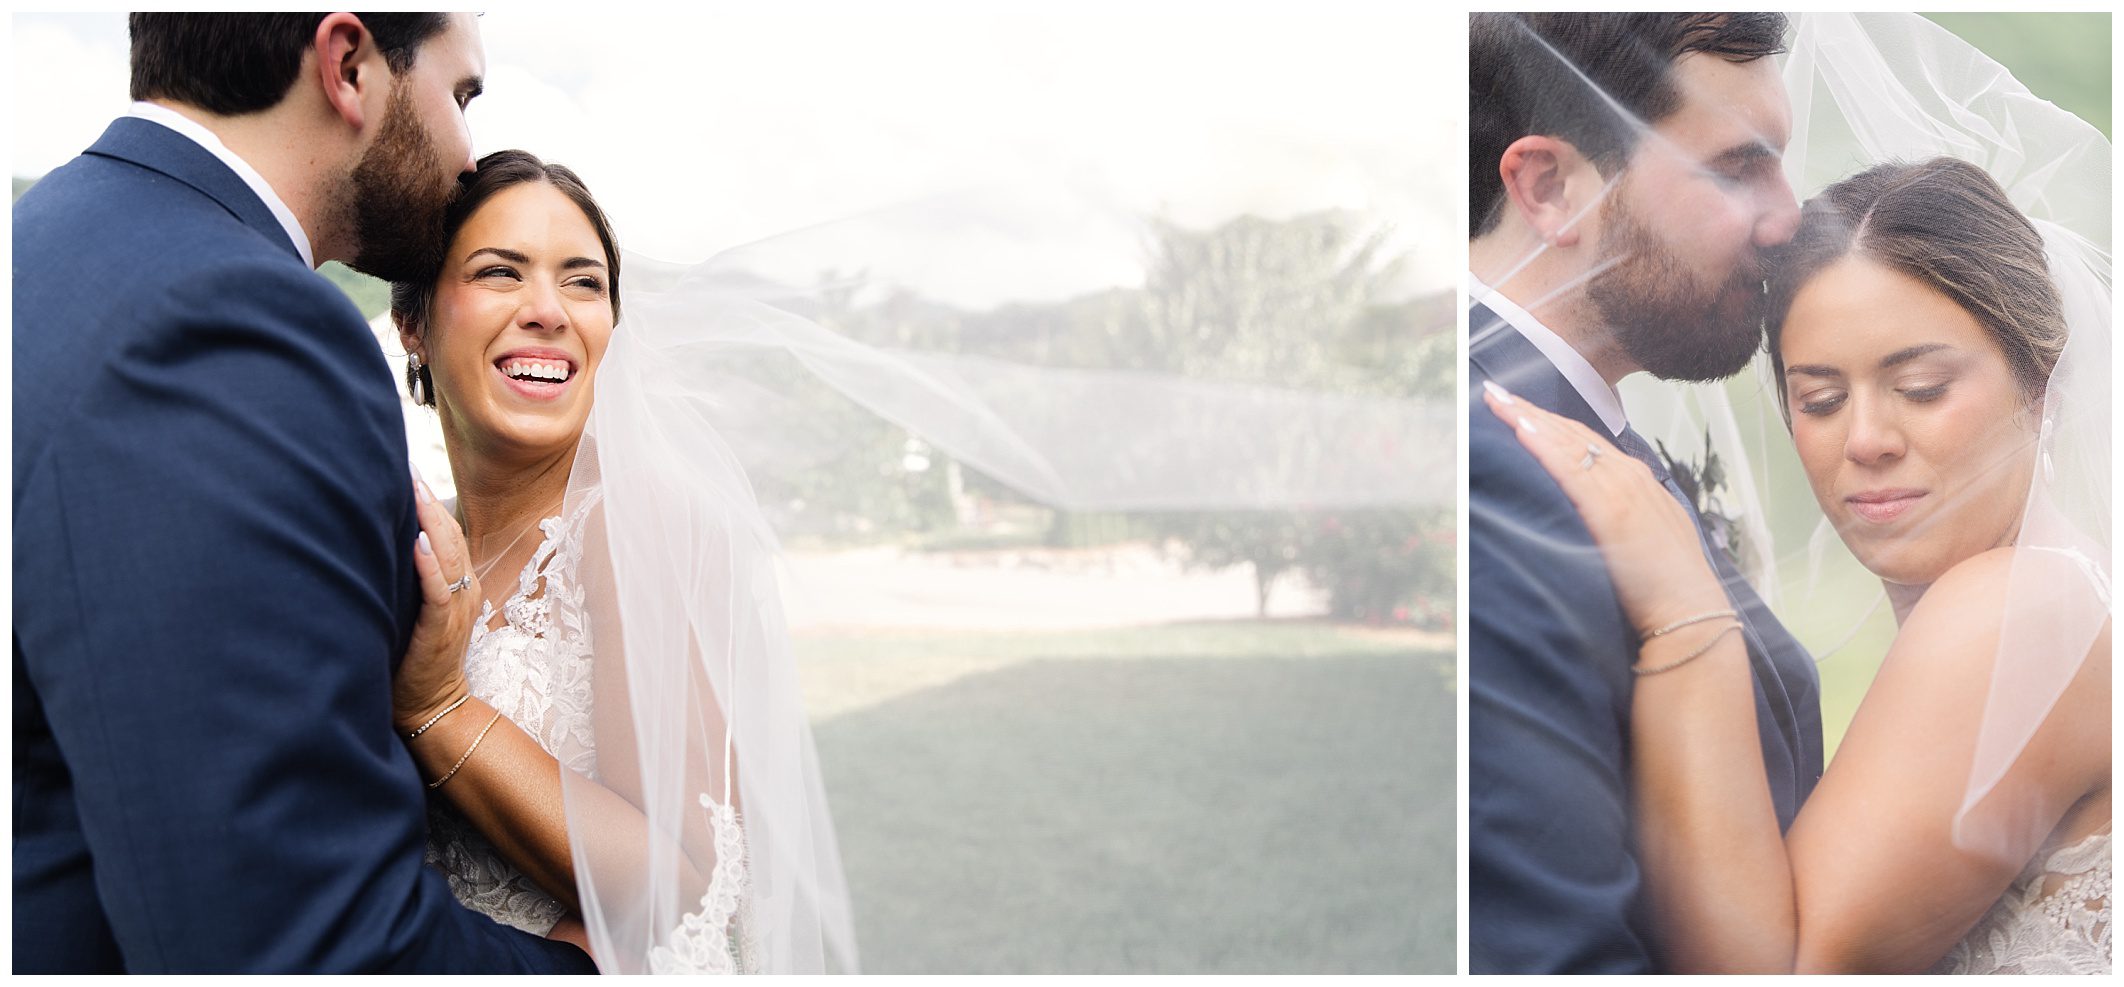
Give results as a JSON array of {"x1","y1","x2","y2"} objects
[{"x1": 1656, "y1": 430, "x2": 1752, "y2": 576}]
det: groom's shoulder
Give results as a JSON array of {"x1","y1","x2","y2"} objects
[
  {"x1": 14, "y1": 153, "x2": 380, "y2": 476},
  {"x1": 17, "y1": 150, "x2": 303, "y2": 280},
  {"x1": 1465, "y1": 366, "x2": 1572, "y2": 510},
  {"x1": 16, "y1": 151, "x2": 359, "y2": 343}
]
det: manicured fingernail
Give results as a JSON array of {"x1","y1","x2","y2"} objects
[
  {"x1": 1483, "y1": 380, "x2": 1514, "y2": 404},
  {"x1": 417, "y1": 531, "x2": 434, "y2": 556},
  {"x1": 1517, "y1": 415, "x2": 1536, "y2": 434}
]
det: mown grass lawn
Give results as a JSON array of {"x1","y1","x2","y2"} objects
[{"x1": 799, "y1": 621, "x2": 1453, "y2": 973}]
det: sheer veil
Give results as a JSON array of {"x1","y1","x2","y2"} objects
[
  {"x1": 1692, "y1": 13, "x2": 2109, "y2": 861},
  {"x1": 549, "y1": 183, "x2": 1446, "y2": 971},
  {"x1": 1483, "y1": 12, "x2": 2108, "y2": 869}
]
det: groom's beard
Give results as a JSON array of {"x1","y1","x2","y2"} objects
[
  {"x1": 345, "y1": 82, "x2": 459, "y2": 284},
  {"x1": 1586, "y1": 194, "x2": 1769, "y2": 383}
]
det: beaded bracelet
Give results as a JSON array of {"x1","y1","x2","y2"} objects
[
  {"x1": 429, "y1": 709, "x2": 506, "y2": 790},
  {"x1": 405, "y1": 692, "x2": 471, "y2": 740}
]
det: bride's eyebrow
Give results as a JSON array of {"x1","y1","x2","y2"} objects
[
  {"x1": 1879, "y1": 342, "x2": 1951, "y2": 369},
  {"x1": 466, "y1": 247, "x2": 528, "y2": 264},
  {"x1": 1786, "y1": 343, "x2": 1954, "y2": 380}
]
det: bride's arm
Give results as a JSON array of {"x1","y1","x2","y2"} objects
[
  {"x1": 1483, "y1": 385, "x2": 2109, "y2": 972},
  {"x1": 394, "y1": 487, "x2": 723, "y2": 928},
  {"x1": 397, "y1": 695, "x2": 595, "y2": 911},
  {"x1": 1774, "y1": 551, "x2": 2107, "y2": 971},
  {"x1": 392, "y1": 484, "x2": 710, "y2": 923}
]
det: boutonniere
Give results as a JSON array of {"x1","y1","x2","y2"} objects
[{"x1": 1655, "y1": 431, "x2": 1755, "y2": 578}]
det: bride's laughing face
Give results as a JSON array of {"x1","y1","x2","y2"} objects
[
  {"x1": 425, "y1": 182, "x2": 616, "y2": 463},
  {"x1": 1780, "y1": 255, "x2": 2038, "y2": 588}
]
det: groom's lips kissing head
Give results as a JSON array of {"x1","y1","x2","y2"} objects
[
  {"x1": 1585, "y1": 52, "x2": 1799, "y2": 384},
  {"x1": 346, "y1": 13, "x2": 485, "y2": 283}
]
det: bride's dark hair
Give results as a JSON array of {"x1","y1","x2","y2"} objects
[
  {"x1": 392, "y1": 149, "x2": 622, "y2": 407},
  {"x1": 1764, "y1": 156, "x2": 2065, "y2": 421}
]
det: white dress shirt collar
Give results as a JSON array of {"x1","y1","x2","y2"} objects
[
  {"x1": 127, "y1": 101, "x2": 315, "y2": 268},
  {"x1": 1469, "y1": 271, "x2": 1627, "y2": 436}
]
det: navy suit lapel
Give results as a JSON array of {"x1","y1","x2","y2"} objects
[
  {"x1": 1470, "y1": 302, "x2": 1610, "y2": 435},
  {"x1": 1475, "y1": 299, "x2": 1819, "y2": 824},
  {"x1": 83, "y1": 116, "x2": 303, "y2": 264},
  {"x1": 1612, "y1": 426, "x2": 1812, "y2": 810}
]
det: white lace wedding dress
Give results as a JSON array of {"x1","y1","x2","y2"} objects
[
  {"x1": 421, "y1": 500, "x2": 759, "y2": 973},
  {"x1": 1932, "y1": 826, "x2": 2112, "y2": 974}
]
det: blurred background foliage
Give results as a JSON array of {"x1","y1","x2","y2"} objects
[{"x1": 1925, "y1": 12, "x2": 2110, "y2": 139}]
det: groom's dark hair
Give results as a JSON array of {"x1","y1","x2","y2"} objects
[
  {"x1": 1470, "y1": 12, "x2": 1789, "y2": 238},
  {"x1": 129, "y1": 13, "x2": 452, "y2": 116}
]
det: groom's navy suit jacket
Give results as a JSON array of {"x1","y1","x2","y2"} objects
[
  {"x1": 1468, "y1": 303, "x2": 1824, "y2": 973},
  {"x1": 13, "y1": 118, "x2": 594, "y2": 973}
]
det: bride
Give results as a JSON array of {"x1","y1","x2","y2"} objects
[
  {"x1": 382, "y1": 149, "x2": 856, "y2": 973},
  {"x1": 373, "y1": 141, "x2": 1439, "y2": 973},
  {"x1": 1484, "y1": 154, "x2": 2109, "y2": 973}
]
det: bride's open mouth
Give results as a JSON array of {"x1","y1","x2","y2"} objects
[
  {"x1": 493, "y1": 350, "x2": 578, "y2": 401},
  {"x1": 1846, "y1": 488, "x2": 1925, "y2": 524}
]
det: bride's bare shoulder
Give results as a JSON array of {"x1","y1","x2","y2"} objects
[
  {"x1": 1890, "y1": 544, "x2": 2109, "y2": 779},
  {"x1": 1904, "y1": 545, "x2": 2108, "y2": 643}
]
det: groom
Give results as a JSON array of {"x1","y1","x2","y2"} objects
[
  {"x1": 14, "y1": 14, "x2": 591, "y2": 972},
  {"x1": 1467, "y1": 13, "x2": 1823, "y2": 973}
]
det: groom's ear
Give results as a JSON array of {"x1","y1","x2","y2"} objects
[
  {"x1": 1497, "y1": 136, "x2": 1597, "y2": 249},
  {"x1": 312, "y1": 12, "x2": 380, "y2": 132}
]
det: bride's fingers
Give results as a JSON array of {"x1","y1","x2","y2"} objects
[
  {"x1": 1482, "y1": 381, "x2": 1605, "y2": 483},
  {"x1": 1481, "y1": 380, "x2": 1664, "y2": 523},
  {"x1": 412, "y1": 477, "x2": 470, "y2": 579},
  {"x1": 413, "y1": 528, "x2": 454, "y2": 608},
  {"x1": 410, "y1": 477, "x2": 475, "y2": 610}
]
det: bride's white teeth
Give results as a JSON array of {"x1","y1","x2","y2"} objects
[{"x1": 500, "y1": 359, "x2": 571, "y2": 382}]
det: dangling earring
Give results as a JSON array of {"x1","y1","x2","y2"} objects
[{"x1": 408, "y1": 352, "x2": 431, "y2": 406}]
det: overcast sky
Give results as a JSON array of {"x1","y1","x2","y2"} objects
[{"x1": 12, "y1": 6, "x2": 1461, "y2": 302}]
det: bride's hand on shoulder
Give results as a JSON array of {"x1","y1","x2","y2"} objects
[
  {"x1": 395, "y1": 471, "x2": 481, "y2": 734},
  {"x1": 1480, "y1": 381, "x2": 1728, "y2": 639}
]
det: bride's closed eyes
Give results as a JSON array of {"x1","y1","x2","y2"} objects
[
  {"x1": 1784, "y1": 346, "x2": 1970, "y2": 418},
  {"x1": 1788, "y1": 374, "x2": 1957, "y2": 417}
]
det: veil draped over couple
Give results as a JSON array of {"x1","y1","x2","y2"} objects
[
  {"x1": 1469, "y1": 12, "x2": 2109, "y2": 975},
  {"x1": 14, "y1": 12, "x2": 1437, "y2": 973}
]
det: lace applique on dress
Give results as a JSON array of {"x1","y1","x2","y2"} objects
[
  {"x1": 423, "y1": 499, "x2": 600, "y2": 936},
  {"x1": 1932, "y1": 827, "x2": 2111, "y2": 974},
  {"x1": 421, "y1": 494, "x2": 759, "y2": 963},
  {"x1": 646, "y1": 795, "x2": 759, "y2": 974}
]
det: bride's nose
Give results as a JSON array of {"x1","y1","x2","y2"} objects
[
  {"x1": 1843, "y1": 396, "x2": 1906, "y2": 465},
  {"x1": 515, "y1": 279, "x2": 569, "y2": 335}
]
